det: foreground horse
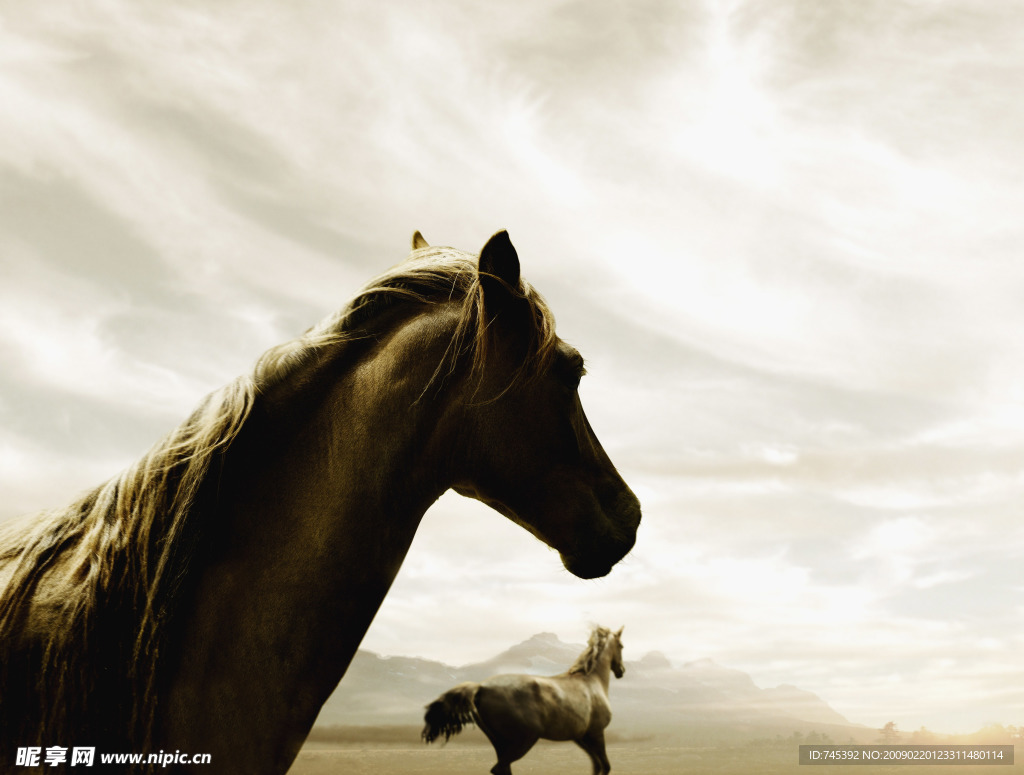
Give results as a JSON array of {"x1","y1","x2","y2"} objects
[
  {"x1": 0, "y1": 231, "x2": 640, "y2": 773},
  {"x1": 424, "y1": 626, "x2": 625, "y2": 775}
]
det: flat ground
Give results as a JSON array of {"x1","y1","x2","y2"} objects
[{"x1": 290, "y1": 740, "x2": 1022, "y2": 775}]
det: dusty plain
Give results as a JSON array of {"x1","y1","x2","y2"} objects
[{"x1": 290, "y1": 733, "x2": 1021, "y2": 775}]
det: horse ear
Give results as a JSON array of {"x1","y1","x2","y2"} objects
[
  {"x1": 616, "y1": 626, "x2": 624, "y2": 638},
  {"x1": 412, "y1": 230, "x2": 429, "y2": 249},
  {"x1": 478, "y1": 230, "x2": 520, "y2": 302}
]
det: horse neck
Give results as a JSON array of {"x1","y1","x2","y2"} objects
[
  {"x1": 592, "y1": 648, "x2": 615, "y2": 693},
  {"x1": 574, "y1": 644, "x2": 615, "y2": 695},
  {"x1": 216, "y1": 309, "x2": 457, "y2": 545},
  {"x1": 226, "y1": 305, "x2": 463, "y2": 606},
  {"x1": 159, "y1": 305, "x2": 465, "y2": 769}
]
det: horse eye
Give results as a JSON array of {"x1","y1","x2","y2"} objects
[
  {"x1": 553, "y1": 350, "x2": 585, "y2": 393},
  {"x1": 566, "y1": 355, "x2": 585, "y2": 390}
]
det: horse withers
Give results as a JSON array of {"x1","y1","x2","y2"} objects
[
  {"x1": 424, "y1": 626, "x2": 626, "y2": 775},
  {"x1": 0, "y1": 231, "x2": 640, "y2": 773}
]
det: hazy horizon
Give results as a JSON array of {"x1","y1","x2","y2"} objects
[{"x1": 2, "y1": 1, "x2": 1023, "y2": 735}]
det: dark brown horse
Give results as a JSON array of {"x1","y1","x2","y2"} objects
[
  {"x1": 0, "y1": 230, "x2": 640, "y2": 773},
  {"x1": 424, "y1": 626, "x2": 626, "y2": 775}
]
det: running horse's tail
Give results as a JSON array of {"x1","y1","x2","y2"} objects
[{"x1": 422, "y1": 682, "x2": 480, "y2": 744}]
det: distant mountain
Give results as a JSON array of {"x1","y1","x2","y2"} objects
[
  {"x1": 312, "y1": 633, "x2": 859, "y2": 740},
  {"x1": 459, "y1": 632, "x2": 585, "y2": 679}
]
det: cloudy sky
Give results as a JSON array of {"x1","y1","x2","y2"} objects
[{"x1": 2, "y1": 0, "x2": 1023, "y2": 734}]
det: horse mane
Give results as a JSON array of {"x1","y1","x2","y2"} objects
[
  {"x1": 0, "y1": 241, "x2": 558, "y2": 749},
  {"x1": 256, "y1": 245, "x2": 558, "y2": 398},
  {"x1": 0, "y1": 374, "x2": 257, "y2": 749},
  {"x1": 568, "y1": 626, "x2": 613, "y2": 676}
]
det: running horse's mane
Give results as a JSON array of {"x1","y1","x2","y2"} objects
[
  {"x1": 567, "y1": 626, "x2": 615, "y2": 676},
  {"x1": 0, "y1": 238, "x2": 559, "y2": 750}
]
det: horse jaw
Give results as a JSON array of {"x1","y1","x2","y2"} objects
[{"x1": 452, "y1": 484, "x2": 637, "y2": 580}]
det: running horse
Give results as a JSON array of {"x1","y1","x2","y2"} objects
[
  {"x1": 0, "y1": 231, "x2": 640, "y2": 773},
  {"x1": 423, "y1": 625, "x2": 626, "y2": 775}
]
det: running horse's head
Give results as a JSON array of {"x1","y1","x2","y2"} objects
[
  {"x1": 609, "y1": 627, "x2": 625, "y2": 679},
  {"x1": 438, "y1": 230, "x2": 641, "y2": 579}
]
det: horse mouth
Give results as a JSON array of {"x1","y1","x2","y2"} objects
[
  {"x1": 560, "y1": 540, "x2": 633, "y2": 579},
  {"x1": 561, "y1": 553, "x2": 614, "y2": 580}
]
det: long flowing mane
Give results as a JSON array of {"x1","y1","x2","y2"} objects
[
  {"x1": 567, "y1": 626, "x2": 613, "y2": 676},
  {"x1": 0, "y1": 244, "x2": 557, "y2": 749}
]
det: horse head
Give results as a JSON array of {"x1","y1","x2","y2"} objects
[
  {"x1": 610, "y1": 626, "x2": 625, "y2": 679},
  {"x1": 444, "y1": 231, "x2": 641, "y2": 579}
]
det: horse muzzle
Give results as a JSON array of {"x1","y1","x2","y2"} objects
[
  {"x1": 560, "y1": 530, "x2": 636, "y2": 579},
  {"x1": 560, "y1": 488, "x2": 640, "y2": 579}
]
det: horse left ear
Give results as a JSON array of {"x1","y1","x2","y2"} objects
[
  {"x1": 412, "y1": 230, "x2": 429, "y2": 249},
  {"x1": 616, "y1": 627, "x2": 624, "y2": 638},
  {"x1": 478, "y1": 230, "x2": 521, "y2": 306}
]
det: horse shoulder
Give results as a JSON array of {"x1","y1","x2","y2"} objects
[
  {"x1": 547, "y1": 676, "x2": 603, "y2": 719},
  {"x1": 588, "y1": 688, "x2": 613, "y2": 730},
  {"x1": 555, "y1": 674, "x2": 613, "y2": 730}
]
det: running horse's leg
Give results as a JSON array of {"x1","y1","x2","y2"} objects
[
  {"x1": 576, "y1": 729, "x2": 612, "y2": 775},
  {"x1": 485, "y1": 733, "x2": 538, "y2": 775},
  {"x1": 474, "y1": 685, "x2": 539, "y2": 775},
  {"x1": 477, "y1": 720, "x2": 538, "y2": 775}
]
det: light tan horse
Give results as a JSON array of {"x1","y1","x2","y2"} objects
[
  {"x1": 0, "y1": 231, "x2": 641, "y2": 773},
  {"x1": 424, "y1": 626, "x2": 626, "y2": 775}
]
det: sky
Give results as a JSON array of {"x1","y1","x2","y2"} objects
[{"x1": 2, "y1": 0, "x2": 1023, "y2": 735}]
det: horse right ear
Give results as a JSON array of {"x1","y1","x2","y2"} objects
[
  {"x1": 478, "y1": 230, "x2": 521, "y2": 317},
  {"x1": 412, "y1": 231, "x2": 429, "y2": 249}
]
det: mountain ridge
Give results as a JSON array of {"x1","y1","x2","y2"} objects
[{"x1": 312, "y1": 632, "x2": 859, "y2": 740}]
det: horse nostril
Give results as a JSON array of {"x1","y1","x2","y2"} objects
[{"x1": 605, "y1": 487, "x2": 641, "y2": 536}]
